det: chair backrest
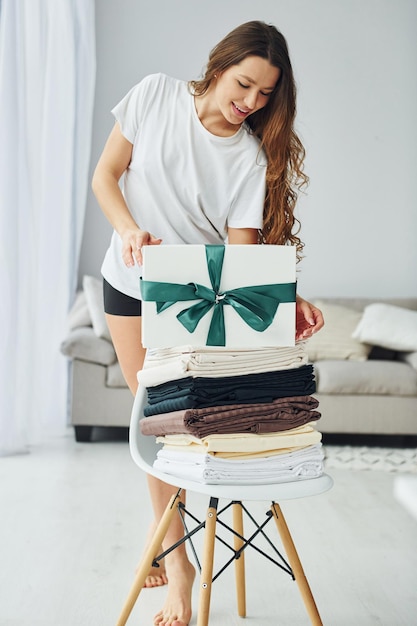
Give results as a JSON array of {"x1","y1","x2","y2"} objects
[{"x1": 129, "y1": 384, "x2": 333, "y2": 501}]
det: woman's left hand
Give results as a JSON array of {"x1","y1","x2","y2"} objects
[{"x1": 295, "y1": 295, "x2": 324, "y2": 341}]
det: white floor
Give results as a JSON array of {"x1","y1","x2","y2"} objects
[{"x1": 1, "y1": 429, "x2": 417, "y2": 626}]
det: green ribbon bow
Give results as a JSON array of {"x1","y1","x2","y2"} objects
[{"x1": 140, "y1": 245, "x2": 296, "y2": 346}]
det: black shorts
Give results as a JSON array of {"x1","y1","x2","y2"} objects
[{"x1": 103, "y1": 278, "x2": 142, "y2": 316}]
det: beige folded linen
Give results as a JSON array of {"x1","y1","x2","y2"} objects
[
  {"x1": 145, "y1": 343, "x2": 307, "y2": 359},
  {"x1": 156, "y1": 423, "x2": 322, "y2": 454},
  {"x1": 138, "y1": 343, "x2": 308, "y2": 388},
  {"x1": 157, "y1": 444, "x2": 310, "y2": 459}
]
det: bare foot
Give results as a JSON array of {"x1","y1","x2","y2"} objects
[
  {"x1": 140, "y1": 521, "x2": 168, "y2": 588},
  {"x1": 143, "y1": 561, "x2": 168, "y2": 588},
  {"x1": 153, "y1": 559, "x2": 195, "y2": 626}
]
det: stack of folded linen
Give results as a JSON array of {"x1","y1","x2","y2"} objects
[{"x1": 138, "y1": 343, "x2": 324, "y2": 484}]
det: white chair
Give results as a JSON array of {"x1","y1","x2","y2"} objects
[{"x1": 116, "y1": 384, "x2": 333, "y2": 626}]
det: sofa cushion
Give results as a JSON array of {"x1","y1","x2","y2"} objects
[
  {"x1": 305, "y1": 301, "x2": 372, "y2": 362},
  {"x1": 83, "y1": 275, "x2": 112, "y2": 342},
  {"x1": 106, "y1": 361, "x2": 129, "y2": 388},
  {"x1": 314, "y1": 360, "x2": 417, "y2": 396},
  {"x1": 352, "y1": 303, "x2": 417, "y2": 352},
  {"x1": 60, "y1": 327, "x2": 117, "y2": 366}
]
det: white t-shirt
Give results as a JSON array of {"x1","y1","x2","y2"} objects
[{"x1": 101, "y1": 73, "x2": 267, "y2": 299}]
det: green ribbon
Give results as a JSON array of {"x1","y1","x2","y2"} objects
[{"x1": 140, "y1": 245, "x2": 296, "y2": 346}]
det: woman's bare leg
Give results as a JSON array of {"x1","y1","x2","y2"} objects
[
  {"x1": 106, "y1": 313, "x2": 195, "y2": 622},
  {"x1": 105, "y1": 313, "x2": 146, "y2": 396},
  {"x1": 106, "y1": 314, "x2": 167, "y2": 587}
]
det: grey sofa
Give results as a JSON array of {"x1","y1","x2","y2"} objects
[
  {"x1": 60, "y1": 279, "x2": 417, "y2": 442},
  {"x1": 306, "y1": 297, "x2": 417, "y2": 438},
  {"x1": 60, "y1": 276, "x2": 133, "y2": 441}
]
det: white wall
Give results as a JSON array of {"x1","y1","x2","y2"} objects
[{"x1": 79, "y1": 0, "x2": 417, "y2": 298}]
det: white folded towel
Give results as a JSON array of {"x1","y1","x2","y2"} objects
[{"x1": 153, "y1": 443, "x2": 324, "y2": 484}]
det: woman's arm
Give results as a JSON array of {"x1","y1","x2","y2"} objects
[
  {"x1": 227, "y1": 227, "x2": 258, "y2": 244},
  {"x1": 295, "y1": 295, "x2": 324, "y2": 340},
  {"x1": 92, "y1": 122, "x2": 161, "y2": 267}
]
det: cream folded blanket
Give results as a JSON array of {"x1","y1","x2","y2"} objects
[
  {"x1": 156, "y1": 423, "x2": 322, "y2": 455},
  {"x1": 138, "y1": 343, "x2": 308, "y2": 388}
]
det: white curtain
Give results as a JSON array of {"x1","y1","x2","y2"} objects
[{"x1": 0, "y1": 0, "x2": 96, "y2": 455}]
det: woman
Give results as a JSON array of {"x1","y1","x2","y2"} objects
[{"x1": 92, "y1": 20, "x2": 323, "y2": 626}]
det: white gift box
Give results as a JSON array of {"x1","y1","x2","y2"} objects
[{"x1": 141, "y1": 244, "x2": 296, "y2": 348}]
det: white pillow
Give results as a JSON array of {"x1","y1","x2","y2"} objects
[
  {"x1": 60, "y1": 327, "x2": 116, "y2": 365},
  {"x1": 82, "y1": 275, "x2": 112, "y2": 343},
  {"x1": 305, "y1": 301, "x2": 372, "y2": 362},
  {"x1": 67, "y1": 290, "x2": 91, "y2": 330},
  {"x1": 352, "y1": 303, "x2": 417, "y2": 352}
]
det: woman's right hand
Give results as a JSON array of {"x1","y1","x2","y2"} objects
[{"x1": 121, "y1": 228, "x2": 162, "y2": 267}]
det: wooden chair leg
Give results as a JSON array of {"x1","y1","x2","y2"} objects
[
  {"x1": 232, "y1": 502, "x2": 246, "y2": 617},
  {"x1": 197, "y1": 497, "x2": 218, "y2": 626},
  {"x1": 271, "y1": 503, "x2": 323, "y2": 626},
  {"x1": 116, "y1": 490, "x2": 182, "y2": 626}
]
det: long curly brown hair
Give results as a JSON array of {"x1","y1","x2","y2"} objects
[{"x1": 190, "y1": 21, "x2": 308, "y2": 259}]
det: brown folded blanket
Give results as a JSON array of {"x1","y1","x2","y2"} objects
[{"x1": 139, "y1": 396, "x2": 321, "y2": 438}]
